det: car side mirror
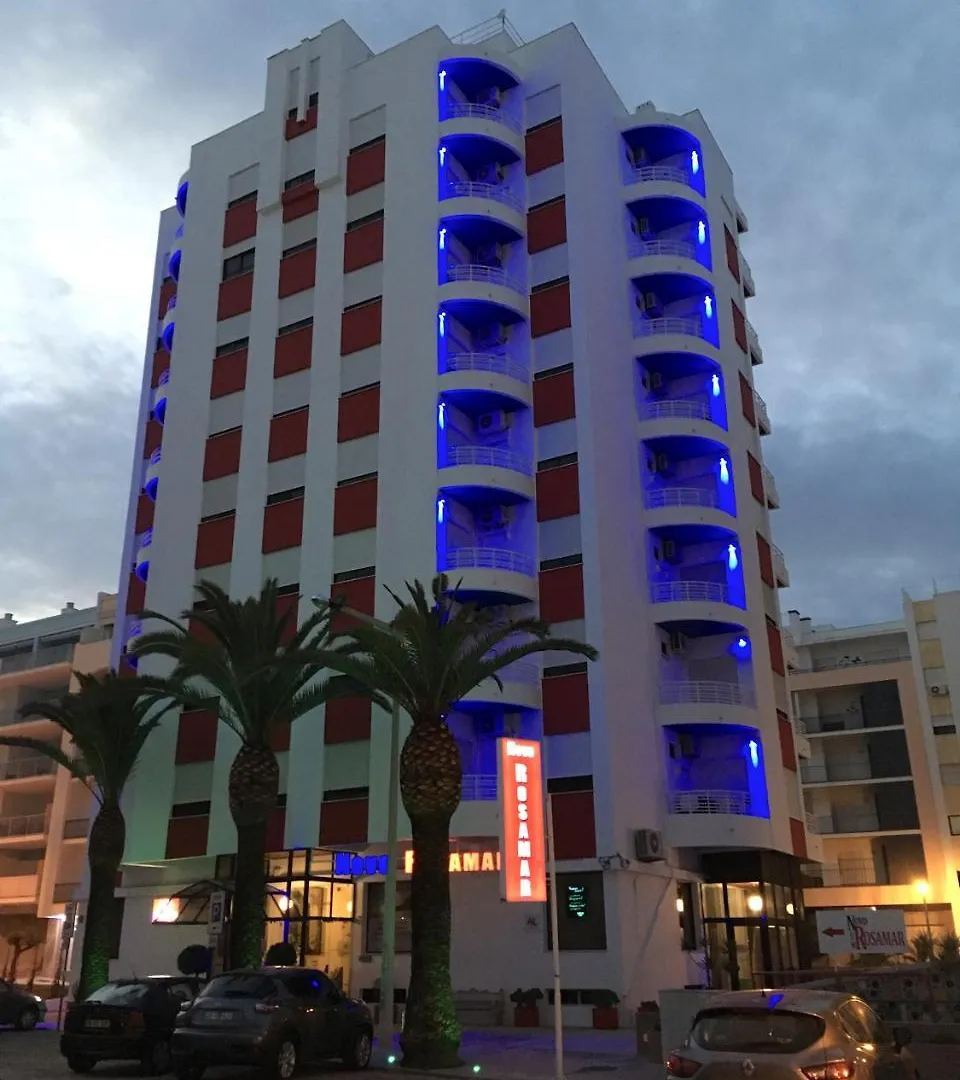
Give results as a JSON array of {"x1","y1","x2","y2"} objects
[{"x1": 892, "y1": 1026, "x2": 912, "y2": 1049}]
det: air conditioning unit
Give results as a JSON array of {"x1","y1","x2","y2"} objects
[
  {"x1": 630, "y1": 216, "x2": 650, "y2": 237},
  {"x1": 655, "y1": 453, "x2": 670, "y2": 474},
  {"x1": 636, "y1": 291, "x2": 661, "y2": 314},
  {"x1": 625, "y1": 145, "x2": 647, "y2": 167},
  {"x1": 678, "y1": 734, "x2": 698, "y2": 759},
  {"x1": 662, "y1": 540, "x2": 679, "y2": 563},
  {"x1": 668, "y1": 631, "x2": 686, "y2": 653},
  {"x1": 633, "y1": 828, "x2": 664, "y2": 863},
  {"x1": 476, "y1": 506, "x2": 509, "y2": 533},
  {"x1": 483, "y1": 86, "x2": 503, "y2": 106},
  {"x1": 477, "y1": 410, "x2": 510, "y2": 435},
  {"x1": 932, "y1": 685, "x2": 950, "y2": 696}
]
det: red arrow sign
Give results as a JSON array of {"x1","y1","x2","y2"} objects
[{"x1": 822, "y1": 927, "x2": 845, "y2": 937}]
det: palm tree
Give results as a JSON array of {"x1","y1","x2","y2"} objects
[
  {"x1": 133, "y1": 579, "x2": 338, "y2": 970},
  {"x1": 0, "y1": 672, "x2": 177, "y2": 1000},
  {"x1": 316, "y1": 574, "x2": 598, "y2": 1069}
]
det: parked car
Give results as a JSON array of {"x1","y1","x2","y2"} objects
[
  {"x1": 171, "y1": 967, "x2": 374, "y2": 1079},
  {"x1": 666, "y1": 988, "x2": 920, "y2": 1079},
  {"x1": 0, "y1": 977, "x2": 45, "y2": 1030},
  {"x1": 60, "y1": 976, "x2": 199, "y2": 1074}
]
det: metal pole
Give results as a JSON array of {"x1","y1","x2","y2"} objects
[
  {"x1": 924, "y1": 895, "x2": 932, "y2": 938},
  {"x1": 377, "y1": 699, "x2": 402, "y2": 1050},
  {"x1": 546, "y1": 793, "x2": 565, "y2": 1080}
]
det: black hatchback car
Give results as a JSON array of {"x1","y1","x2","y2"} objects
[
  {"x1": 171, "y1": 968, "x2": 373, "y2": 1079},
  {"x1": 0, "y1": 977, "x2": 45, "y2": 1030},
  {"x1": 60, "y1": 976, "x2": 199, "y2": 1074}
]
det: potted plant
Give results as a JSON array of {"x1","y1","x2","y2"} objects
[
  {"x1": 635, "y1": 1000, "x2": 661, "y2": 1061},
  {"x1": 592, "y1": 989, "x2": 620, "y2": 1030},
  {"x1": 509, "y1": 987, "x2": 543, "y2": 1027}
]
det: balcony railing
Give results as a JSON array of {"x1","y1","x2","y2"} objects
[
  {"x1": 0, "y1": 813, "x2": 46, "y2": 838},
  {"x1": 62, "y1": 818, "x2": 89, "y2": 840},
  {"x1": 815, "y1": 810, "x2": 883, "y2": 835},
  {"x1": 444, "y1": 179, "x2": 523, "y2": 213},
  {"x1": 668, "y1": 789, "x2": 752, "y2": 816},
  {"x1": 639, "y1": 399, "x2": 710, "y2": 423},
  {"x1": 0, "y1": 756, "x2": 57, "y2": 781},
  {"x1": 446, "y1": 263, "x2": 525, "y2": 294},
  {"x1": 745, "y1": 318, "x2": 763, "y2": 362},
  {"x1": 628, "y1": 237, "x2": 698, "y2": 262},
  {"x1": 762, "y1": 465, "x2": 779, "y2": 507},
  {"x1": 444, "y1": 351, "x2": 529, "y2": 382},
  {"x1": 805, "y1": 812, "x2": 819, "y2": 835},
  {"x1": 740, "y1": 254, "x2": 755, "y2": 297},
  {"x1": 0, "y1": 641, "x2": 75, "y2": 674},
  {"x1": 753, "y1": 391, "x2": 771, "y2": 433},
  {"x1": 445, "y1": 102, "x2": 522, "y2": 134},
  {"x1": 793, "y1": 652, "x2": 912, "y2": 675},
  {"x1": 771, "y1": 543, "x2": 789, "y2": 586},
  {"x1": 651, "y1": 580, "x2": 729, "y2": 606},
  {"x1": 461, "y1": 774, "x2": 498, "y2": 801},
  {"x1": 660, "y1": 680, "x2": 754, "y2": 707},
  {"x1": 645, "y1": 485, "x2": 719, "y2": 511},
  {"x1": 628, "y1": 164, "x2": 695, "y2": 188},
  {"x1": 634, "y1": 315, "x2": 707, "y2": 340},
  {"x1": 802, "y1": 860, "x2": 879, "y2": 887},
  {"x1": 800, "y1": 762, "x2": 896, "y2": 785},
  {"x1": 445, "y1": 547, "x2": 536, "y2": 576},
  {"x1": 444, "y1": 444, "x2": 532, "y2": 475}
]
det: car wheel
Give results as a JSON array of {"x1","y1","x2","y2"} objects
[
  {"x1": 16, "y1": 1006, "x2": 39, "y2": 1031},
  {"x1": 67, "y1": 1056, "x2": 97, "y2": 1074},
  {"x1": 142, "y1": 1037, "x2": 172, "y2": 1075},
  {"x1": 273, "y1": 1037, "x2": 299, "y2": 1080},
  {"x1": 343, "y1": 1028, "x2": 373, "y2": 1070}
]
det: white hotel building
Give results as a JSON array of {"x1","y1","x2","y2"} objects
[{"x1": 109, "y1": 16, "x2": 809, "y2": 1014}]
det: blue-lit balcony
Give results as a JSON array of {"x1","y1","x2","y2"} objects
[
  {"x1": 621, "y1": 125, "x2": 705, "y2": 199},
  {"x1": 631, "y1": 276, "x2": 718, "y2": 351},
  {"x1": 152, "y1": 369, "x2": 170, "y2": 425},
  {"x1": 439, "y1": 218, "x2": 526, "y2": 316},
  {"x1": 143, "y1": 448, "x2": 162, "y2": 502},
  {"x1": 439, "y1": 137, "x2": 524, "y2": 232},
  {"x1": 160, "y1": 295, "x2": 176, "y2": 352},
  {"x1": 626, "y1": 197, "x2": 711, "y2": 273},
  {"x1": 637, "y1": 353, "x2": 727, "y2": 434},
  {"x1": 642, "y1": 435, "x2": 736, "y2": 520},
  {"x1": 657, "y1": 628, "x2": 756, "y2": 729},
  {"x1": 438, "y1": 392, "x2": 533, "y2": 499},
  {"x1": 134, "y1": 528, "x2": 153, "y2": 584},
  {"x1": 438, "y1": 58, "x2": 523, "y2": 151},
  {"x1": 648, "y1": 525, "x2": 746, "y2": 618}
]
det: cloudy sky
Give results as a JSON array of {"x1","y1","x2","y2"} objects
[{"x1": 0, "y1": 1, "x2": 956, "y2": 626}]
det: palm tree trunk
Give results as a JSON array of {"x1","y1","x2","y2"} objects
[
  {"x1": 228, "y1": 817, "x2": 268, "y2": 969},
  {"x1": 400, "y1": 812, "x2": 461, "y2": 1069},
  {"x1": 78, "y1": 803, "x2": 125, "y2": 1001}
]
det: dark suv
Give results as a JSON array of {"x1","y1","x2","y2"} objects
[{"x1": 171, "y1": 968, "x2": 373, "y2": 1079}]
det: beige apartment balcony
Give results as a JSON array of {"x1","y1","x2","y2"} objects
[
  {"x1": 740, "y1": 252, "x2": 755, "y2": 298},
  {"x1": 771, "y1": 542, "x2": 789, "y2": 587},
  {"x1": 753, "y1": 390, "x2": 770, "y2": 434},
  {"x1": 762, "y1": 465, "x2": 779, "y2": 509},
  {"x1": 745, "y1": 317, "x2": 763, "y2": 365},
  {"x1": 0, "y1": 810, "x2": 48, "y2": 847}
]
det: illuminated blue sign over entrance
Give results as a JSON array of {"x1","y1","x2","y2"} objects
[{"x1": 334, "y1": 852, "x2": 389, "y2": 877}]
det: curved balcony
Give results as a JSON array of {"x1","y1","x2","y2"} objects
[
  {"x1": 160, "y1": 295, "x2": 176, "y2": 352},
  {"x1": 627, "y1": 237, "x2": 709, "y2": 280},
  {"x1": 651, "y1": 580, "x2": 728, "y2": 605},
  {"x1": 634, "y1": 315, "x2": 711, "y2": 348},
  {"x1": 134, "y1": 528, "x2": 153, "y2": 584},
  {"x1": 621, "y1": 119, "x2": 705, "y2": 202},
  {"x1": 637, "y1": 398, "x2": 725, "y2": 442},
  {"x1": 442, "y1": 546, "x2": 537, "y2": 604},
  {"x1": 440, "y1": 102, "x2": 524, "y2": 158},
  {"x1": 441, "y1": 444, "x2": 534, "y2": 502},
  {"x1": 441, "y1": 179, "x2": 525, "y2": 236},
  {"x1": 176, "y1": 171, "x2": 189, "y2": 217},
  {"x1": 643, "y1": 485, "x2": 734, "y2": 531},
  {"x1": 143, "y1": 448, "x2": 161, "y2": 501},
  {"x1": 442, "y1": 350, "x2": 530, "y2": 390},
  {"x1": 440, "y1": 264, "x2": 528, "y2": 318},
  {"x1": 0, "y1": 756, "x2": 57, "y2": 783},
  {"x1": 664, "y1": 788, "x2": 772, "y2": 849},
  {"x1": 168, "y1": 224, "x2": 184, "y2": 282},
  {"x1": 462, "y1": 654, "x2": 541, "y2": 711},
  {"x1": 152, "y1": 370, "x2": 170, "y2": 425},
  {"x1": 657, "y1": 678, "x2": 757, "y2": 729}
]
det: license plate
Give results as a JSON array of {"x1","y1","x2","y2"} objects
[
  {"x1": 85, "y1": 1019, "x2": 111, "y2": 1029},
  {"x1": 203, "y1": 1010, "x2": 235, "y2": 1022}
]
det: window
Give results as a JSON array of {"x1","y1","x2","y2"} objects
[
  {"x1": 365, "y1": 881, "x2": 412, "y2": 953},
  {"x1": 222, "y1": 248, "x2": 255, "y2": 280},
  {"x1": 279, "y1": 317, "x2": 313, "y2": 336},
  {"x1": 347, "y1": 209, "x2": 384, "y2": 232},
  {"x1": 284, "y1": 170, "x2": 316, "y2": 191},
  {"x1": 692, "y1": 1009, "x2": 825, "y2": 1053},
  {"x1": 227, "y1": 191, "x2": 257, "y2": 209},
  {"x1": 200, "y1": 974, "x2": 277, "y2": 1000},
  {"x1": 547, "y1": 871, "x2": 606, "y2": 951},
  {"x1": 282, "y1": 238, "x2": 317, "y2": 259},
  {"x1": 283, "y1": 971, "x2": 336, "y2": 1000},
  {"x1": 215, "y1": 337, "x2": 249, "y2": 357},
  {"x1": 266, "y1": 486, "x2": 305, "y2": 506}
]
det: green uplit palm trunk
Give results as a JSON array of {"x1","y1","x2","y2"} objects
[{"x1": 78, "y1": 803, "x2": 125, "y2": 1001}]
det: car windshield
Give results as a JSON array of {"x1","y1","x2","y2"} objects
[
  {"x1": 692, "y1": 1008, "x2": 826, "y2": 1054},
  {"x1": 84, "y1": 982, "x2": 151, "y2": 1007},
  {"x1": 199, "y1": 974, "x2": 276, "y2": 1000}
]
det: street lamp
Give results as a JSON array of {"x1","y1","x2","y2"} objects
[
  {"x1": 747, "y1": 893, "x2": 764, "y2": 914},
  {"x1": 915, "y1": 879, "x2": 932, "y2": 937},
  {"x1": 313, "y1": 594, "x2": 401, "y2": 1051}
]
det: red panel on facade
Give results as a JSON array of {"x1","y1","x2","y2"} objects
[
  {"x1": 530, "y1": 280, "x2": 571, "y2": 338},
  {"x1": 527, "y1": 198, "x2": 567, "y2": 254},
  {"x1": 533, "y1": 369, "x2": 575, "y2": 426},
  {"x1": 157, "y1": 280, "x2": 176, "y2": 319},
  {"x1": 757, "y1": 534, "x2": 774, "y2": 587},
  {"x1": 143, "y1": 419, "x2": 162, "y2": 458},
  {"x1": 789, "y1": 817, "x2": 808, "y2": 859},
  {"x1": 766, "y1": 615, "x2": 786, "y2": 676},
  {"x1": 285, "y1": 105, "x2": 318, "y2": 141},
  {"x1": 551, "y1": 790, "x2": 596, "y2": 860},
  {"x1": 333, "y1": 478, "x2": 378, "y2": 535},
  {"x1": 269, "y1": 725, "x2": 291, "y2": 753},
  {"x1": 134, "y1": 494, "x2": 155, "y2": 534},
  {"x1": 731, "y1": 299, "x2": 748, "y2": 353},
  {"x1": 262, "y1": 497, "x2": 304, "y2": 554},
  {"x1": 268, "y1": 408, "x2": 310, "y2": 462},
  {"x1": 324, "y1": 697, "x2": 373, "y2": 744},
  {"x1": 319, "y1": 797, "x2": 369, "y2": 845},
  {"x1": 265, "y1": 807, "x2": 286, "y2": 853},
  {"x1": 539, "y1": 563, "x2": 585, "y2": 624},
  {"x1": 210, "y1": 348, "x2": 248, "y2": 399},
  {"x1": 175, "y1": 709, "x2": 218, "y2": 765},
  {"x1": 278, "y1": 248, "x2": 316, "y2": 298},
  {"x1": 343, "y1": 218, "x2": 385, "y2": 273},
  {"x1": 525, "y1": 118, "x2": 564, "y2": 176},
  {"x1": 739, "y1": 372, "x2": 756, "y2": 427},
  {"x1": 340, "y1": 299, "x2": 382, "y2": 355},
  {"x1": 274, "y1": 325, "x2": 313, "y2": 377},
  {"x1": 187, "y1": 615, "x2": 217, "y2": 645},
  {"x1": 346, "y1": 139, "x2": 386, "y2": 195},
  {"x1": 542, "y1": 672, "x2": 590, "y2": 735},
  {"x1": 724, "y1": 226, "x2": 741, "y2": 283},
  {"x1": 337, "y1": 385, "x2": 381, "y2": 442},
  {"x1": 203, "y1": 429, "x2": 242, "y2": 481},
  {"x1": 125, "y1": 573, "x2": 145, "y2": 616},
  {"x1": 747, "y1": 452, "x2": 765, "y2": 505},
  {"x1": 779, "y1": 713, "x2": 797, "y2": 772},
  {"x1": 217, "y1": 273, "x2": 254, "y2": 321},
  {"x1": 276, "y1": 591, "x2": 299, "y2": 645},
  {"x1": 223, "y1": 198, "x2": 257, "y2": 248},
  {"x1": 165, "y1": 815, "x2": 209, "y2": 860},
  {"x1": 329, "y1": 575, "x2": 376, "y2": 633},
  {"x1": 195, "y1": 514, "x2": 235, "y2": 569},
  {"x1": 281, "y1": 183, "x2": 319, "y2": 222},
  {"x1": 536, "y1": 463, "x2": 580, "y2": 522},
  {"x1": 151, "y1": 349, "x2": 170, "y2": 388}
]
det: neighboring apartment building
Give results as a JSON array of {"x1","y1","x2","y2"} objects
[
  {"x1": 788, "y1": 596, "x2": 960, "y2": 945},
  {"x1": 110, "y1": 16, "x2": 806, "y2": 1006},
  {"x1": 0, "y1": 594, "x2": 114, "y2": 983}
]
